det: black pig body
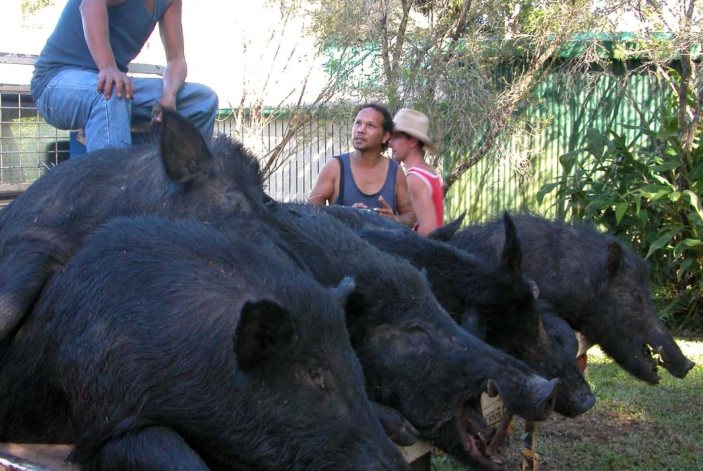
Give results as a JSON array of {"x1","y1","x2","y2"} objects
[
  {"x1": 450, "y1": 214, "x2": 695, "y2": 384},
  {"x1": 323, "y1": 206, "x2": 594, "y2": 418},
  {"x1": 0, "y1": 216, "x2": 408, "y2": 471},
  {"x1": 256, "y1": 203, "x2": 559, "y2": 470},
  {"x1": 0, "y1": 108, "x2": 268, "y2": 345}
]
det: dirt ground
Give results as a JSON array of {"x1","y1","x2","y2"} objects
[{"x1": 500, "y1": 410, "x2": 644, "y2": 470}]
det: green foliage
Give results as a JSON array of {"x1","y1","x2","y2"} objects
[
  {"x1": 538, "y1": 70, "x2": 703, "y2": 332},
  {"x1": 21, "y1": 0, "x2": 53, "y2": 17},
  {"x1": 297, "y1": 0, "x2": 602, "y2": 180}
]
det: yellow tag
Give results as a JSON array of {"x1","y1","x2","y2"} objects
[{"x1": 480, "y1": 392, "x2": 507, "y2": 427}]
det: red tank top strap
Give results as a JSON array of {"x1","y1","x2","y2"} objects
[{"x1": 405, "y1": 167, "x2": 444, "y2": 228}]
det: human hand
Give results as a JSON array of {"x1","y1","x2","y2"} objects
[
  {"x1": 97, "y1": 66, "x2": 133, "y2": 100},
  {"x1": 151, "y1": 97, "x2": 177, "y2": 126},
  {"x1": 159, "y1": 94, "x2": 177, "y2": 112},
  {"x1": 374, "y1": 196, "x2": 399, "y2": 222},
  {"x1": 351, "y1": 202, "x2": 369, "y2": 209}
]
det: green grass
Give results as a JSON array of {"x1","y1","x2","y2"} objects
[{"x1": 432, "y1": 338, "x2": 703, "y2": 470}]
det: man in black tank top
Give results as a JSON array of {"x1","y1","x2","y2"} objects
[{"x1": 307, "y1": 103, "x2": 416, "y2": 228}]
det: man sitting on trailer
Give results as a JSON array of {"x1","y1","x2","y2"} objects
[{"x1": 31, "y1": 0, "x2": 218, "y2": 153}]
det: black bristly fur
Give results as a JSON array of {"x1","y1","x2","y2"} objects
[{"x1": 0, "y1": 216, "x2": 408, "y2": 470}]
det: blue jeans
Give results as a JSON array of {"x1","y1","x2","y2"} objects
[{"x1": 36, "y1": 68, "x2": 218, "y2": 152}]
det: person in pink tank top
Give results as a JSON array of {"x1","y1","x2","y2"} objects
[{"x1": 388, "y1": 108, "x2": 444, "y2": 236}]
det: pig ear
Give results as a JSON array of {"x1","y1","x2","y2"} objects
[
  {"x1": 605, "y1": 241, "x2": 624, "y2": 280},
  {"x1": 499, "y1": 211, "x2": 522, "y2": 273},
  {"x1": 343, "y1": 290, "x2": 374, "y2": 345},
  {"x1": 159, "y1": 107, "x2": 213, "y2": 183},
  {"x1": 235, "y1": 300, "x2": 294, "y2": 372},
  {"x1": 330, "y1": 276, "x2": 356, "y2": 306},
  {"x1": 428, "y1": 213, "x2": 465, "y2": 241}
]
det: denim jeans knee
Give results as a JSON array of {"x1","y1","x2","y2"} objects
[{"x1": 37, "y1": 68, "x2": 134, "y2": 152}]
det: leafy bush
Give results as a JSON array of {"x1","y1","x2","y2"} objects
[{"x1": 538, "y1": 71, "x2": 703, "y2": 332}]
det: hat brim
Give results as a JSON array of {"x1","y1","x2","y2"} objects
[{"x1": 394, "y1": 125, "x2": 438, "y2": 155}]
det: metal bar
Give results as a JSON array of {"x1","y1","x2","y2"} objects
[{"x1": 0, "y1": 52, "x2": 164, "y2": 76}]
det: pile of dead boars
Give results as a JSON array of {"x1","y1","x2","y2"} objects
[{"x1": 0, "y1": 109, "x2": 694, "y2": 471}]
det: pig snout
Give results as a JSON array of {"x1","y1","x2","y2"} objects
[
  {"x1": 499, "y1": 376, "x2": 559, "y2": 422},
  {"x1": 555, "y1": 385, "x2": 596, "y2": 418},
  {"x1": 531, "y1": 377, "x2": 559, "y2": 420},
  {"x1": 654, "y1": 335, "x2": 697, "y2": 379},
  {"x1": 668, "y1": 357, "x2": 696, "y2": 379}
]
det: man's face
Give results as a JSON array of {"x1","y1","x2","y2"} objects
[
  {"x1": 389, "y1": 132, "x2": 416, "y2": 162},
  {"x1": 352, "y1": 108, "x2": 390, "y2": 153}
]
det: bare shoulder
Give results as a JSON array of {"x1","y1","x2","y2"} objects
[
  {"x1": 308, "y1": 157, "x2": 341, "y2": 204},
  {"x1": 320, "y1": 156, "x2": 342, "y2": 176},
  {"x1": 406, "y1": 172, "x2": 431, "y2": 195}
]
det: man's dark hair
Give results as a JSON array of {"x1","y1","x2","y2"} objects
[{"x1": 356, "y1": 103, "x2": 394, "y2": 151}]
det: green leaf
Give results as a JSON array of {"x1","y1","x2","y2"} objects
[
  {"x1": 645, "y1": 230, "x2": 678, "y2": 259},
  {"x1": 558, "y1": 150, "x2": 581, "y2": 171},
  {"x1": 537, "y1": 183, "x2": 559, "y2": 205},
  {"x1": 673, "y1": 241, "x2": 685, "y2": 258},
  {"x1": 690, "y1": 159, "x2": 703, "y2": 181},
  {"x1": 585, "y1": 199, "x2": 609, "y2": 212},
  {"x1": 636, "y1": 184, "x2": 672, "y2": 202},
  {"x1": 652, "y1": 160, "x2": 682, "y2": 172},
  {"x1": 652, "y1": 174, "x2": 673, "y2": 186},
  {"x1": 586, "y1": 127, "x2": 605, "y2": 159},
  {"x1": 673, "y1": 239, "x2": 702, "y2": 258},
  {"x1": 679, "y1": 257, "x2": 693, "y2": 278},
  {"x1": 683, "y1": 190, "x2": 703, "y2": 221},
  {"x1": 682, "y1": 238, "x2": 703, "y2": 247},
  {"x1": 638, "y1": 184, "x2": 671, "y2": 195},
  {"x1": 615, "y1": 202, "x2": 628, "y2": 224},
  {"x1": 655, "y1": 128, "x2": 681, "y2": 139}
]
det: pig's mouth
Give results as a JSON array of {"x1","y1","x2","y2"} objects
[
  {"x1": 643, "y1": 343, "x2": 665, "y2": 381},
  {"x1": 640, "y1": 331, "x2": 697, "y2": 381},
  {"x1": 422, "y1": 384, "x2": 513, "y2": 469},
  {"x1": 454, "y1": 401, "x2": 509, "y2": 470}
]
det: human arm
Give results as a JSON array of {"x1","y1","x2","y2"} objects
[
  {"x1": 406, "y1": 173, "x2": 438, "y2": 236},
  {"x1": 307, "y1": 158, "x2": 341, "y2": 205},
  {"x1": 156, "y1": 0, "x2": 186, "y2": 111},
  {"x1": 394, "y1": 168, "x2": 417, "y2": 227},
  {"x1": 80, "y1": 0, "x2": 133, "y2": 100}
]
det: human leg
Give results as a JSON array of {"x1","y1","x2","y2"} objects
[
  {"x1": 35, "y1": 69, "x2": 133, "y2": 152},
  {"x1": 175, "y1": 82, "x2": 219, "y2": 142}
]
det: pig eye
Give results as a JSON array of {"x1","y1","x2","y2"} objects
[
  {"x1": 307, "y1": 368, "x2": 328, "y2": 391},
  {"x1": 631, "y1": 290, "x2": 643, "y2": 304},
  {"x1": 403, "y1": 321, "x2": 432, "y2": 338},
  {"x1": 222, "y1": 190, "x2": 250, "y2": 212}
]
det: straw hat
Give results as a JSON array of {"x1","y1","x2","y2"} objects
[{"x1": 392, "y1": 108, "x2": 438, "y2": 155}]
